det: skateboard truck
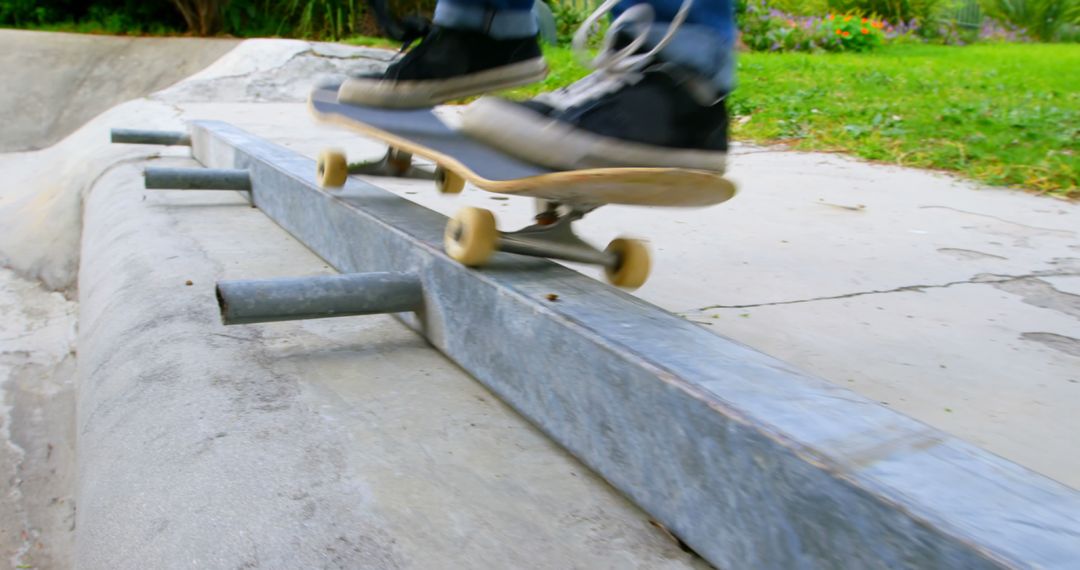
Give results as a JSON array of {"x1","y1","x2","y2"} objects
[
  {"x1": 317, "y1": 149, "x2": 651, "y2": 288},
  {"x1": 317, "y1": 148, "x2": 461, "y2": 189},
  {"x1": 347, "y1": 147, "x2": 438, "y2": 180},
  {"x1": 315, "y1": 148, "x2": 650, "y2": 287},
  {"x1": 446, "y1": 202, "x2": 651, "y2": 289}
]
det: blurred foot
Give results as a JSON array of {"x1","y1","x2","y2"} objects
[
  {"x1": 338, "y1": 26, "x2": 547, "y2": 108},
  {"x1": 460, "y1": 62, "x2": 729, "y2": 172}
]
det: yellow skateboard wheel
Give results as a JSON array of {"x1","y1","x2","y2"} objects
[
  {"x1": 604, "y1": 238, "x2": 651, "y2": 289},
  {"x1": 316, "y1": 148, "x2": 348, "y2": 188},
  {"x1": 435, "y1": 166, "x2": 465, "y2": 194},
  {"x1": 445, "y1": 207, "x2": 498, "y2": 266}
]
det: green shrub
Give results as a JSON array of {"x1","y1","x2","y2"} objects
[
  {"x1": 827, "y1": 13, "x2": 887, "y2": 48},
  {"x1": 740, "y1": 0, "x2": 887, "y2": 51},
  {"x1": 1058, "y1": 23, "x2": 1080, "y2": 41},
  {"x1": 768, "y1": 0, "x2": 831, "y2": 15},
  {"x1": 1, "y1": 0, "x2": 183, "y2": 31},
  {"x1": 826, "y1": 0, "x2": 947, "y2": 25},
  {"x1": 546, "y1": 0, "x2": 607, "y2": 46},
  {"x1": 222, "y1": 0, "x2": 284, "y2": 36},
  {"x1": 978, "y1": 0, "x2": 1080, "y2": 41},
  {"x1": 273, "y1": 0, "x2": 362, "y2": 39}
]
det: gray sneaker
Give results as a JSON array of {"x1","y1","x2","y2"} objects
[{"x1": 338, "y1": 26, "x2": 548, "y2": 108}]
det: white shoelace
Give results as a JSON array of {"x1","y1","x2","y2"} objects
[{"x1": 534, "y1": 0, "x2": 695, "y2": 111}]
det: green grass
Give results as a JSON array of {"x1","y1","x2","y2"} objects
[
  {"x1": 497, "y1": 45, "x2": 592, "y2": 100},
  {"x1": 340, "y1": 34, "x2": 401, "y2": 49},
  {"x1": 730, "y1": 43, "x2": 1079, "y2": 198},
  {"x1": 502, "y1": 43, "x2": 1078, "y2": 198}
]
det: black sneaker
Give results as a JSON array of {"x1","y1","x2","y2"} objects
[
  {"x1": 460, "y1": 61, "x2": 729, "y2": 172},
  {"x1": 338, "y1": 26, "x2": 548, "y2": 108}
]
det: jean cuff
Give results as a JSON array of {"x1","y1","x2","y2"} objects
[
  {"x1": 639, "y1": 22, "x2": 735, "y2": 95},
  {"x1": 434, "y1": 1, "x2": 539, "y2": 39}
]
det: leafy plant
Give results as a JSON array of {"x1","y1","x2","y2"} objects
[
  {"x1": 826, "y1": 13, "x2": 887, "y2": 48},
  {"x1": 1, "y1": 0, "x2": 182, "y2": 31},
  {"x1": 978, "y1": 0, "x2": 1080, "y2": 41},
  {"x1": 767, "y1": 0, "x2": 831, "y2": 14},
  {"x1": 740, "y1": 1, "x2": 886, "y2": 51},
  {"x1": 827, "y1": 0, "x2": 948, "y2": 27},
  {"x1": 546, "y1": 0, "x2": 607, "y2": 46},
  {"x1": 276, "y1": 0, "x2": 362, "y2": 39}
]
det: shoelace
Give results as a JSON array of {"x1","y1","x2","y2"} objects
[
  {"x1": 397, "y1": 19, "x2": 434, "y2": 54},
  {"x1": 574, "y1": 0, "x2": 694, "y2": 74},
  {"x1": 535, "y1": 0, "x2": 696, "y2": 111}
]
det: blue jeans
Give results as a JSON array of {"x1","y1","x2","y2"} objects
[{"x1": 434, "y1": 0, "x2": 736, "y2": 94}]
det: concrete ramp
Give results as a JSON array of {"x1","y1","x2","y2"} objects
[
  {"x1": 0, "y1": 30, "x2": 237, "y2": 152},
  {"x1": 2, "y1": 32, "x2": 1078, "y2": 569}
]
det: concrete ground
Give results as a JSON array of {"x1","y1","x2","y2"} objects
[
  {"x1": 0, "y1": 31, "x2": 1077, "y2": 568},
  {"x1": 0, "y1": 36, "x2": 708, "y2": 569},
  {"x1": 201, "y1": 102, "x2": 1079, "y2": 489}
]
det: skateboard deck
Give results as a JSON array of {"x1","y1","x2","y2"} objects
[{"x1": 308, "y1": 86, "x2": 736, "y2": 207}]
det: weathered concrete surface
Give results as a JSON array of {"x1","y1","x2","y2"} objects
[
  {"x1": 76, "y1": 159, "x2": 707, "y2": 569},
  {"x1": 0, "y1": 270, "x2": 77, "y2": 569},
  {"x1": 181, "y1": 102, "x2": 1080, "y2": 489},
  {"x1": 0, "y1": 29, "x2": 238, "y2": 152},
  {"x1": 192, "y1": 119, "x2": 1080, "y2": 569},
  {"x1": 2, "y1": 31, "x2": 1078, "y2": 568}
]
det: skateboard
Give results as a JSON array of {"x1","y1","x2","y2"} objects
[{"x1": 308, "y1": 85, "x2": 737, "y2": 289}]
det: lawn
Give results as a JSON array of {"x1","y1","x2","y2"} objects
[
  {"x1": 731, "y1": 43, "x2": 1079, "y2": 199},
  {"x1": 491, "y1": 42, "x2": 1079, "y2": 199}
]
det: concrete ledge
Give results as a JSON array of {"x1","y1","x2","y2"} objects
[
  {"x1": 76, "y1": 159, "x2": 706, "y2": 568},
  {"x1": 191, "y1": 120, "x2": 1080, "y2": 569}
]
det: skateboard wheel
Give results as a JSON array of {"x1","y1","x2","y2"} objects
[
  {"x1": 445, "y1": 207, "x2": 497, "y2": 266},
  {"x1": 317, "y1": 149, "x2": 348, "y2": 188},
  {"x1": 435, "y1": 166, "x2": 465, "y2": 194},
  {"x1": 604, "y1": 238, "x2": 651, "y2": 289},
  {"x1": 387, "y1": 148, "x2": 412, "y2": 176}
]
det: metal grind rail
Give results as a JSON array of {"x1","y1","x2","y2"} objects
[{"x1": 114, "y1": 122, "x2": 1080, "y2": 569}]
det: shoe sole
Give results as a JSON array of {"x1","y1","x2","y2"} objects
[
  {"x1": 337, "y1": 58, "x2": 549, "y2": 108},
  {"x1": 461, "y1": 96, "x2": 728, "y2": 173}
]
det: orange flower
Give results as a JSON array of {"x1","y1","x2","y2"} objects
[
  {"x1": 828, "y1": 14, "x2": 834, "y2": 20},
  {"x1": 842, "y1": 31, "x2": 851, "y2": 37},
  {"x1": 861, "y1": 17, "x2": 868, "y2": 23},
  {"x1": 836, "y1": 28, "x2": 843, "y2": 35},
  {"x1": 872, "y1": 21, "x2": 883, "y2": 29},
  {"x1": 787, "y1": 19, "x2": 796, "y2": 26},
  {"x1": 861, "y1": 27, "x2": 869, "y2": 34},
  {"x1": 843, "y1": 15, "x2": 852, "y2": 22}
]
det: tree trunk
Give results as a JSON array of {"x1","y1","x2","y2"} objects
[{"x1": 170, "y1": 0, "x2": 229, "y2": 36}]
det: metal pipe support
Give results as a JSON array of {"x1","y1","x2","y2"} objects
[
  {"x1": 111, "y1": 128, "x2": 191, "y2": 146},
  {"x1": 216, "y1": 272, "x2": 423, "y2": 325},
  {"x1": 144, "y1": 167, "x2": 252, "y2": 191}
]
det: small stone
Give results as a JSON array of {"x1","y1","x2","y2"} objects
[
  {"x1": 545, "y1": 294, "x2": 559, "y2": 302},
  {"x1": 185, "y1": 280, "x2": 194, "y2": 286}
]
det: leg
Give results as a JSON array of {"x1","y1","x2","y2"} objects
[
  {"x1": 612, "y1": 0, "x2": 736, "y2": 95},
  {"x1": 434, "y1": 0, "x2": 539, "y2": 39}
]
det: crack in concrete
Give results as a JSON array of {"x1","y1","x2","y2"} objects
[
  {"x1": 919, "y1": 205, "x2": 1076, "y2": 235},
  {"x1": 304, "y1": 46, "x2": 396, "y2": 61},
  {"x1": 691, "y1": 270, "x2": 1080, "y2": 311}
]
